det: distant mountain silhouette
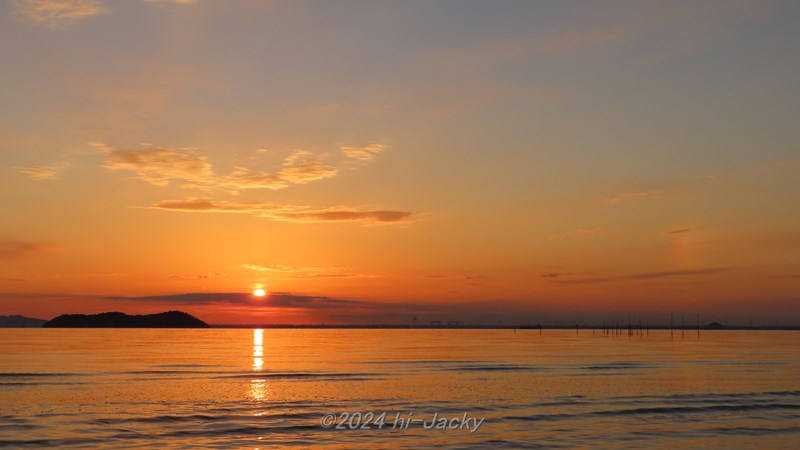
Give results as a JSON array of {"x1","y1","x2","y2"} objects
[
  {"x1": 0, "y1": 315, "x2": 46, "y2": 328},
  {"x1": 43, "y1": 311, "x2": 209, "y2": 328}
]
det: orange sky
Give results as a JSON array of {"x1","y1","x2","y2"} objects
[{"x1": 1, "y1": 1, "x2": 799, "y2": 325}]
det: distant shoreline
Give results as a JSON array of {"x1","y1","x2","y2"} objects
[
  {"x1": 3, "y1": 314, "x2": 798, "y2": 330},
  {"x1": 209, "y1": 324, "x2": 800, "y2": 331},
  {"x1": 2, "y1": 325, "x2": 798, "y2": 330}
]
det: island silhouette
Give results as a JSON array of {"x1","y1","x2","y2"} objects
[
  {"x1": 0, "y1": 315, "x2": 47, "y2": 328},
  {"x1": 43, "y1": 311, "x2": 209, "y2": 328}
]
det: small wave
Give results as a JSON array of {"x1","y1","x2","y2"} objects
[
  {"x1": 217, "y1": 372, "x2": 379, "y2": 381},
  {"x1": 123, "y1": 369, "x2": 226, "y2": 375},
  {"x1": 159, "y1": 423, "x2": 320, "y2": 438},
  {"x1": 459, "y1": 439, "x2": 565, "y2": 449},
  {"x1": 618, "y1": 390, "x2": 800, "y2": 402},
  {"x1": 92, "y1": 413, "x2": 236, "y2": 425},
  {"x1": 0, "y1": 438, "x2": 105, "y2": 447},
  {"x1": 0, "y1": 373, "x2": 81, "y2": 378},
  {"x1": 441, "y1": 364, "x2": 541, "y2": 372},
  {"x1": 581, "y1": 362, "x2": 661, "y2": 371},
  {"x1": 151, "y1": 364, "x2": 218, "y2": 368},
  {"x1": 559, "y1": 372, "x2": 631, "y2": 377},
  {"x1": 356, "y1": 359, "x2": 479, "y2": 365},
  {"x1": 595, "y1": 403, "x2": 800, "y2": 416},
  {"x1": 0, "y1": 424, "x2": 39, "y2": 432},
  {"x1": 0, "y1": 381, "x2": 89, "y2": 387},
  {"x1": 709, "y1": 425, "x2": 800, "y2": 436},
  {"x1": 507, "y1": 402, "x2": 800, "y2": 422},
  {"x1": 93, "y1": 410, "x2": 322, "y2": 426}
]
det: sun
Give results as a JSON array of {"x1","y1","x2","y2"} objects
[{"x1": 252, "y1": 288, "x2": 267, "y2": 297}]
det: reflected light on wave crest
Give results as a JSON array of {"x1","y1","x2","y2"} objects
[{"x1": 250, "y1": 329, "x2": 267, "y2": 401}]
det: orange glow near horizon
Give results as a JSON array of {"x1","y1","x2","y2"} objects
[{"x1": 2, "y1": 1, "x2": 800, "y2": 326}]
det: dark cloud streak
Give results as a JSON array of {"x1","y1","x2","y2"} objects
[
  {"x1": 105, "y1": 292, "x2": 365, "y2": 309},
  {"x1": 0, "y1": 239, "x2": 58, "y2": 261},
  {"x1": 552, "y1": 268, "x2": 725, "y2": 285}
]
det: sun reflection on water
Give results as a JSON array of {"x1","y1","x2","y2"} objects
[
  {"x1": 253, "y1": 329, "x2": 263, "y2": 371},
  {"x1": 250, "y1": 329, "x2": 267, "y2": 401}
]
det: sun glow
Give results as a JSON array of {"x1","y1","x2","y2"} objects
[{"x1": 253, "y1": 288, "x2": 266, "y2": 297}]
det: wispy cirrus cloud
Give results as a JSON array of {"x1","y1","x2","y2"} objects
[
  {"x1": 16, "y1": 163, "x2": 70, "y2": 180},
  {"x1": 269, "y1": 209, "x2": 414, "y2": 224},
  {"x1": 226, "y1": 150, "x2": 338, "y2": 190},
  {"x1": 540, "y1": 272, "x2": 587, "y2": 278},
  {"x1": 145, "y1": 0, "x2": 197, "y2": 5},
  {"x1": 12, "y1": 0, "x2": 105, "y2": 27},
  {"x1": 94, "y1": 143, "x2": 348, "y2": 191},
  {"x1": 90, "y1": 272, "x2": 125, "y2": 277},
  {"x1": 550, "y1": 228, "x2": 607, "y2": 240},
  {"x1": 167, "y1": 272, "x2": 226, "y2": 280},
  {"x1": 242, "y1": 264, "x2": 361, "y2": 279},
  {"x1": 0, "y1": 239, "x2": 58, "y2": 261},
  {"x1": 93, "y1": 142, "x2": 213, "y2": 187},
  {"x1": 148, "y1": 198, "x2": 297, "y2": 214},
  {"x1": 97, "y1": 142, "x2": 407, "y2": 225},
  {"x1": 147, "y1": 199, "x2": 415, "y2": 225},
  {"x1": 666, "y1": 228, "x2": 692, "y2": 235},
  {"x1": 603, "y1": 191, "x2": 661, "y2": 204},
  {"x1": 242, "y1": 264, "x2": 303, "y2": 273},
  {"x1": 341, "y1": 144, "x2": 386, "y2": 161},
  {"x1": 14, "y1": 0, "x2": 198, "y2": 27},
  {"x1": 550, "y1": 268, "x2": 725, "y2": 285}
]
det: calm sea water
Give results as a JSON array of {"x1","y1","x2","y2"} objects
[{"x1": 1, "y1": 329, "x2": 799, "y2": 448}]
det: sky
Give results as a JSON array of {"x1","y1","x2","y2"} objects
[{"x1": 1, "y1": 0, "x2": 799, "y2": 325}]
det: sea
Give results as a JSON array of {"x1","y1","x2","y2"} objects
[{"x1": 1, "y1": 329, "x2": 799, "y2": 448}]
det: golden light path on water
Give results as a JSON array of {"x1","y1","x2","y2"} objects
[{"x1": 251, "y1": 329, "x2": 266, "y2": 401}]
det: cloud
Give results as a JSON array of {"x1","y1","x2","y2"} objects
[
  {"x1": 242, "y1": 264, "x2": 298, "y2": 272},
  {"x1": 603, "y1": 191, "x2": 661, "y2": 204},
  {"x1": 167, "y1": 273, "x2": 226, "y2": 280},
  {"x1": 99, "y1": 292, "x2": 483, "y2": 323},
  {"x1": 94, "y1": 142, "x2": 213, "y2": 187},
  {"x1": 105, "y1": 292, "x2": 364, "y2": 309},
  {"x1": 148, "y1": 199, "x2": 415, "y2": 225},
  {"x1": 341, "y1": 144, "x2": 386, "y2": 161},
  {"x1": 95, "y1": 143, "x2": 338, "y2": 191},
  {"x1": 14, "y1": 0, "x2": 197, "y2": 27},
  {"x1": 666, "y1": 228, "x2": 692, "y2": 234},
  {"x1": 149, "y1": 198, "x2": 296, "y2": 213},
  {"x1": 267, "y1": 209, "x2": 413, "y2": 224},
  {"x1": 290, "y1": 272, "x2": 363, "y2": 279},
  {"x1": 13, "y1": 0, "x2": 105, "y2": 27},
  {"x1": 551, "y1": 228, "x2": 607, "y2": 240},
  {"x1": 16, "y1": 163, "x2": 70, "y2": 180},
  {"x1": 551, "y1": 268, "x2": 725, "y2": 285},
  {"x1": 0, "y1": 239, "x2": 58, "y2": 261},
  {"x1": 422, "y1": 274, "x2": 488, "y2": 284},
  {"x1": 98, "y1": 142, "x2": 408, "y2": 225},
  {"x1": 145, "y1": 0, "x2": 197, "y2": 5},
  {"x1": 227, "y1": 150, "x2": 337, "y2": 189},
  {"x1": 242, "y1": 264, "x2": 361, "y2": 279}
]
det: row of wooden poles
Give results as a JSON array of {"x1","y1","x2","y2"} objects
[{"x1": 573, "y1": 314, "x2": 702, "y2": 337}]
